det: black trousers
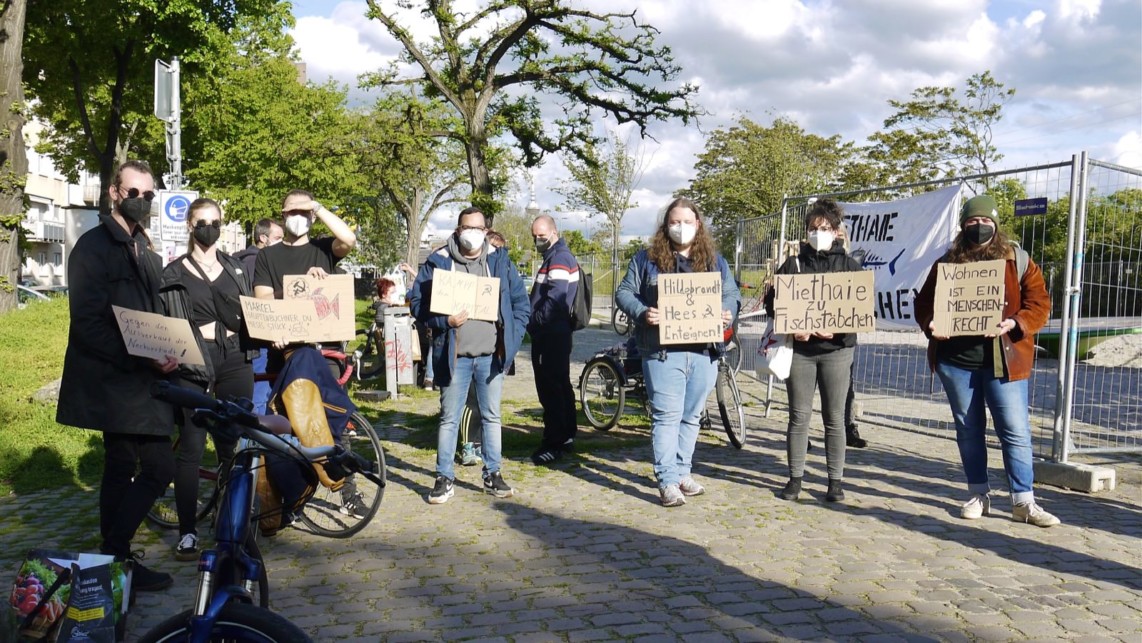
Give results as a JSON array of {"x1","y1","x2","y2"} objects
[
  {"x1": 174, "y1": 339, "x2": 253, "y2": 535},
  {"x1": 100, "y1": 432, "x2": 175, "y2": 558},
  {"x1": 532, "y1": 331, "x2": 577, "y2": 449}
]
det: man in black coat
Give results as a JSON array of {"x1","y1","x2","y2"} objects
[{"x1": 56, "y1": 160, "x2": 179, "y2": 591}]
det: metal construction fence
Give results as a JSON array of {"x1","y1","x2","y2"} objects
[{"x1": 723, "y1": 153, "x2": 1141, "y2": 462}]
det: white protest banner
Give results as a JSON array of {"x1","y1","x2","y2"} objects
[
  {"x1": 658, "y1": 272, "x2": 723, "y2": 345},
  {"x1": 240, "y1": 296, "x2": 319, "y2": 343},
  {"x1": 932, "y1": 259, "x2": 1006, "y2": 336},
  {"x1": 773, "y1": 271, "x2": 876, "y2": 334},
  {"x1": 429, "y1": 270, "x2": 500, "y2": 322},
  {"x1": 281, "y1": 273, "x2": 355, "y2": 341},
  {"x1": 839, "y1": 184, "x2": 961, "y2": 330},
  {"x1": 112, "y1": 306, "x2": 205, "y2": 365}
]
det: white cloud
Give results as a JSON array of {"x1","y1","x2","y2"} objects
[{"x1": 290, "y1": 0, "x2": 1142, "y2": 237}]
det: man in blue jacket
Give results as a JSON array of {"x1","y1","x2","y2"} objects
[
  {"x1": 527, "y1": 215, "x2": 580, "y2": 465},
  {"x1": 410, "y1": 206, "x2": 530, "y2": 504}
]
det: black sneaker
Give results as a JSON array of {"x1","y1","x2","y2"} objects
[
  {"x1": 530, "y1": 446, "x2": 562, "y2": 465},
  {"x1": 428, "y1": 476, "x2": 454, "y2": 504},
  {"x1": 174, "y1": 533, "x2": 199, "y2": 562},
  {"x1": 826, "y1": 480, "x2": 845, "y2": 502},
  {"x1": 482, "y1": 471, "x2": 514, "y2": 498},
  {"x1": 131, "y1": 560, "x2": 174, "y2": 592},
  {"x1": 846, "y1": 426, "x2": 868, "y2": 448},
  {"x1": 340, "y1": 491, "x2": 367, "y2": 519}
]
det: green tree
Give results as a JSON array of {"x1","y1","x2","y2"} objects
[
  {"x1": 621, "y1": 237, "x2": 646, "y2": 261},
  {"x1": 560, "y1": 229, "x2": 600, "y2": 257},
  {"x1": 866, "y1": 71, "x2": 1015, "y2": 188},
  {"x1": 362, "y1": 0, "x2": 699, "y2": 220},
  {"x1": 680, "y1": 115, "x2": 855, "y2": 253},
  {"x1": 184, "y1": 9, "x2": 364, "y2": 230},
  {"x1": 24, "y1": 0, "x2": 275, "y2": 215},
  {"x1": 0, "y1": 0, "x2": 27, "y2": 313},
  {"x1": 554, "y1": 133, "x2": 644, "y2": 299}
]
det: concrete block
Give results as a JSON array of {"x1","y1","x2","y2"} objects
[{"x1": 1034, "y1": 460, "x2": 1116, "y2": 493}]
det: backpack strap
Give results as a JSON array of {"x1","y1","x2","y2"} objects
[{"x1": 1014, "y1": 245, "x2": 1029, "y2": 281}]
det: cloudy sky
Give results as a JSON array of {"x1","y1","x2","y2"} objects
[{"x1": 288, "y1": 0, "x2": 1142, "y2": 239}]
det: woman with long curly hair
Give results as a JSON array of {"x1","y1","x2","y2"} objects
[
  {"x1": 915, "y1": 194, "x2": 1058, "y2": 527},
  {"x1": 615, "y1": 198, "x2": 740, "y2": 507}
]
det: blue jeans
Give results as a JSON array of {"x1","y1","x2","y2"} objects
[
  {"x1": 935, "y1": 361, "x2": 1036, "y2": 505},
  {"x1": 437, "y1": 354, "x2": 503, "y2": 480},
  {"x1": 252, "y1": 348, "x2": 271, "y2": 414},
  {"x1": 642, "y1": 350, "x2": 718, "y2": 488}
]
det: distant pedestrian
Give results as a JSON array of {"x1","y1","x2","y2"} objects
[
  {"x1": 915, "y1": 194, "x2": 1059, "y2": 527},
  {"x1": 615, "y1": 198, "x2": 739, "y2": 507},
  {"x1": 527, "y1": 215, "x2": 581, "y2": 465}
]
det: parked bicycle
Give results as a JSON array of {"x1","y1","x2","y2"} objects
[
  {"x1": 611, "y1": 306, "x2": 631, "y2": 336},
  {"x1": 148, "y1": 346, "x2": 385, "y2": 538},
  {"x1": 578, "y1": 326, "x2": 746, "y2": 448},
  {"x1": 142, "y1": 382, "x2": 384, "y2": 642}
]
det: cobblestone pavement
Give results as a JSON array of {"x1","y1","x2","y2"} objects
[{"x1": 3, "y1": 325, "x2": 1140, "y2": 641}]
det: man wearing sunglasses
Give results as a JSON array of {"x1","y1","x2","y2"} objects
[{"x1": 57, "y1": 160, "x2": 179, "y2": 592}]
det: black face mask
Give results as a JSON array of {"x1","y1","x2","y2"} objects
[
  {"x1": 118, "y1": 198, "x2": 151, "y2": 224},
  {"x1": 964, "y1": 223, "x2": 995, "y2": 245},
  {"x1": 193, "y1": 225, "x2": 221, "y2": 248}
]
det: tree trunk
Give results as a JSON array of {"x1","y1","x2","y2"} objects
[
  {"x1": 0, "y1": 0, "x2": 28, "y2": 314},
  {"x1": 464, "y1": 119, "x2": 495, "y2": 224}
]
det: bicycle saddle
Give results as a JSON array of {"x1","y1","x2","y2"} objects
[{"x1": 258, "y1": 414, "x2": 294, "y2": 436}]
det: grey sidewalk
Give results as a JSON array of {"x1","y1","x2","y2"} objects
[{"x1": 3, "y1": 325, "x2": 1140, "y2": 641}]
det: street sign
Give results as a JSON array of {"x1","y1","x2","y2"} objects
[
  {"x1": 154, "y1": 59, "x2": 176, "y2": 123},
  {"x1": 157, "y1": 189, "x2": 198, "y2": 265}
]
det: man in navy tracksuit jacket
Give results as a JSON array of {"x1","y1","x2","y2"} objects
[{"x1": 528, "y1": 215, "x2": 580, "y2": 464}]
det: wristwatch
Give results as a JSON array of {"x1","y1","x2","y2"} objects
[{"x1": 311, "y1": 201, "x2": 323, "y2": 213}]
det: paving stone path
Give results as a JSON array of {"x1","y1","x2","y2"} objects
[{"x1": 3, "y1": 325, "x2": 1139, "y2": 641}]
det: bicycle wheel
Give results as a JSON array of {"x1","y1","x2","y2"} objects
[
  {"x1": 579, "y1": 358, "x2": 625, "y2": 431},
  {"x1": 139, "y1": 604, "x2": 312, "y2": 643},
  {"x1": 611, "y1": 307, "x2": 630, "y2": 336},
  {"x1": 716, "y1": 367, "x2": 747, "y2": 449},
  {"x1": 298, "y1": 412, "x2": 386, "y2": 538},
  {"x1": 353, "y1": 328, "x2": 384, "y2": 381},
  {"x1": 148, "y1": 446, "x2": 220, "y2": 529}
]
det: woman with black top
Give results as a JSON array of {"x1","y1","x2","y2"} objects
[
  {"x1": 160, "y1": 198, "x2": 255, "y2": 561},
  {"x1": 764, "y1": 199, "x2": 864, "y2": 503}
]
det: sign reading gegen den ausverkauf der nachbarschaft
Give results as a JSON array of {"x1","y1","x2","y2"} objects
[
  {"x1": 658, "y1": 272, "x2": 723, "y2": 345},
  {"x1": 931, "y1": 259, "x2": 1006, "y2": 336},
  {"x1": 773, "y1": 271, "x2": 876, "y2": 335}
]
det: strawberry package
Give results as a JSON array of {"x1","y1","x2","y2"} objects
[{"x1": 3, "y1": 550, "x2": 131, "y2": 642}]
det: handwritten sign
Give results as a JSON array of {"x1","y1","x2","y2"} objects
[
  {"x1": 112, "y1": 306, "x2": 205, "y2": 365},
  {"x1": 429, "y1": 270, "x2": 500, "y2": 322},
  {"x1": 240, "y1": 297, "x2": 319, "y2": 343},
  {"x1": 658, "y1": 272, "x2": 723, "y2": 345},
  {"x1": 932, "y1": 259, "x2": 1005, "y2": 336},
  {"x1": 280, "y1": 273, "x2": 355, "y2": 341},
  {"x1": 774, "y1": 271, "x2": 876, "y2": 334}
]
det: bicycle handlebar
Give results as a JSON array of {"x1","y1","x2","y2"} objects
[{"x1": 151, "y1": 381, "x2": 382, "y2": 486}]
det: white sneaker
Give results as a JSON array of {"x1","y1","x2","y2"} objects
[
  {"x1": 961, "y1": 494, "x2": 991, "y2": 520},
  {"x1": 1012, "y1": 501, "x2": 1061, "y2": 527},
  {"x1": 659, "y1": 484, "x2": 686, "y2": 507},
  {"x1": 678, "y1": 477, "x2": 705, "y2": 497}
]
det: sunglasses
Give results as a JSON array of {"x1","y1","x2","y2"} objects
[
  {"x1": 121, "y1": 187, "x2": 157, "y2": 202},
  {"x1": 193, "y1": 220, "x2": 222, "y2": 230}
]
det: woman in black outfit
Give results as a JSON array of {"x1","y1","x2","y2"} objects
[{"x1": 161, "y1": 198, "x2": 255, "y2": 561}]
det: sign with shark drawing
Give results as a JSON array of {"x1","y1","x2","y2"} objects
[{"x1": 240, "y1": 273, "x2": 355, "y2": 343}]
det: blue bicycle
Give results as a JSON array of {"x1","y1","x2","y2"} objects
[{"x1": 141, "y1": 382, "x2": 385, "y2": 642}]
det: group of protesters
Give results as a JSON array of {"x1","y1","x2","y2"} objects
[{"x1": 54, "y1": 159, "x2": 1059, "y2": 594}]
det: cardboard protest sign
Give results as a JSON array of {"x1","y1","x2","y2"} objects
[
  {"x1": 241, "y1": 296, "x2": 328, "y2": 343},
  {"x1": 658, "y1": 272, "x2": 723, "y2": 345},
  {"x1": 429, "y1": 269, "x2": 500, "y2": 322},
  {"x1": 281, "y1": 273, "x2": 355, "y2": 341},
  {"x1": 931, "y1": 259, "x2": 1005, "y2": 336},
  {"x1": 773, "y1": 271, "x2": 876, "y2": 334},
  {"x1": 112, "y1": 306, "x2": 205, "y2": 365}
]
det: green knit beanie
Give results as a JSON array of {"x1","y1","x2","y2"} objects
[{"x1": 960, "y1": 195, "x2": 999, "y2": 227}]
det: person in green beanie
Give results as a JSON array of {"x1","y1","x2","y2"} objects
[{"x1": 915, "y1": 194, "x2": 1060, "y2": 527}]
